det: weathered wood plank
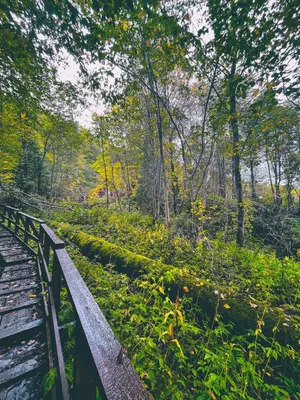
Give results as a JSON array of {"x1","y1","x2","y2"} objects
[
  {"x1": 56, "y1": 248, "x2": 150, "y2": 400},
  {"x1": 0, "y1": 284, "x2": 38, "y2": 296},
  {"x1": 0, "y1": 359, "x2": 44, "y2": 386},
  {"x1": 0, "y1": 274, "x2": 37, "y2": 284},
  {"x1": 0, "y1": 319, "x2": 44, "y2": 342},
  {"x1": 18, "y1": 212, "x2": 44, "y2": 224},
  {"x1": 2, "y1": 262, "x2": 36, "y2": 273},
  {"x1": 2, "y1": 255, "x2": 33, "y2": 265},
  {"x1": 0, "y1": 299, "x2": 39, "y2": 315}
]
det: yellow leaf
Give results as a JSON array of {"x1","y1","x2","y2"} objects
[
  {"x1": 122, "y1": 21, "x2": 129, "y2": 31},
  {"x1": 156, "y1": 45, "x2": 164, "y2": 52},
  {"x1": 168, "y1": 323, "x2": 174, "y2": 337},
  {"x1": 158, "y1": 286, "x2": 165, "y2": 294},
  {"x1": 183, "y1": 286, "x2": 189, "y2": 293},
  {"x1": 266, "y1": 371, "x2": 271, "y2": 377},
  {"x1": 266, "y1": 82, "x2": 274, "y2": 90},
  {"x1": 146, "y1": 40, "x2": 151, "y2": 46},
  {"x1": 208, "y1": 390, "x2": 217, "y2": 400},
  {"x1": 176, "y1": 309, "x2": 184, "y2": 325},
  {"x1": 170, "y1": 339, "x2": 185, "y2": 358},
  {"x1": 164, "y1": 311, "x2": 174, "y2": 323},
  {"x1": 29, "y1": 294, "x2": 36, "y2": 298},
  {"x1": 253, "y1": 89, "x2": 259, "y2": 97},
  {"x1": 224, "y1": 303, "x2": 230, "y2": 309}
]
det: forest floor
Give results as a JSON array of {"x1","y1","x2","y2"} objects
[{"x1": 44, "y1": 203, "x2": 300, "y2": 400}]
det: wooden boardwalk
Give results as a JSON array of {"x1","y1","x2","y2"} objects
[
  {"x1": 0, "y1": 205, "x2": 150, "y2": 400},
  {"x1": 0, "y1": 224, "x2": 46, "y2": 399}
]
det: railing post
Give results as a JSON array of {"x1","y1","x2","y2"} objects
[
  {"x1": 44, "y1": 238, "x2": 51, "y2": 266},
  {"x1": 52, "y1": 251, "x2": 62, "y2": 312},
  {"x1": 15, "y1": 212, "x2": 20, "y2": 235},
  {"x1": 0, "y1": 205, "x2": 4, "y2": 223},
  {"x1": 7, "y1": 208, "x2": 11, "y2": 229},
  {"x1": 24, "y1": 216, "x2": 30, "y2": 244},
  {"x1": 73, "y1": 321, "x2": 97, "y2": 400}
]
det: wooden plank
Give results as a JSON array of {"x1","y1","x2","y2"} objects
[
  {"x1": 0, "y1": 358, "x2": 44, "y2": 386},
  {"x1": 0, "y1": 299, "x2": 39, "y2": 315},
  {"x1": 18, "y1": 212, "x2": 44, "y2": 224},
  {"x1": 3, "y1": 263, "x2": 36, "y2": 273},
  {"x1": 5, "y1": 206, "x2": 19, "y2": 212},
  {"x1": 0, "y1": 318, "x2": 43, "y2": 342},
  {"x1": 0, "y1": 284, "x2": 38, "y2": 296},
  {"x1": 0, "y1": 248, "x2": 29, "y2": 257},
  {"x1": 56, "y1": 248, "x2": 150, "y2": 400},
  {"x1": 3, "y1": 255, "x2": 33, "y2": 265},
  {"x1": 0, "y1": 245, "x2": 23, "y2": 251},
  {"x1": 0, "y1": 274, "x2": 37, "y2": 284}
]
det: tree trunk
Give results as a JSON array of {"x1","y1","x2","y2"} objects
[
  {"x1": 229, "y1": 62, "x2": 244, "y2": 246},
  {"x1": 169, "y1": 134, "x2": 179, "y2": 216},
  {"x1": 250, "y1": 157, "x2": 257, "y2": 200},
  {"x1": 101, "y1": 137, "x2": 109, "y2": 208}
]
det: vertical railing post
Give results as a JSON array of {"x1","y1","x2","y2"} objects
[
  {"x1": 24, "y1": 216, "x2": 30, "y2": 244},
  {"x1": 15, "y1": 212, "x2": 20, "y2": 235},
  {"x1": 73, "y1": 321, "x2": 97, "y2": 400},
  {"x1": 52, "y1": 250, "x2": 62, "y2": 312},
  {"x1": 0, "y1": 205, "x2": 4, "y2": 223},
  {"x1": 7, "y1": 208, "x2": 12, "y2": 229},
  {"x1": 44, "y1": 238, "x2": 51, "y2": 266}
]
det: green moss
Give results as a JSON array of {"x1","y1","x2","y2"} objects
[{"x1": 55, "y1": 222, "x2": 173, "y2": 278}]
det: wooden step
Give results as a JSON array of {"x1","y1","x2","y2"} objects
[
  {"x1": 0, "y1": 274, "x2": 37, "y2": 284},
  {"x1": 0, "y1": 358, "x2": 44, "y2": 387},
  {"x1": 0, "y1": 284, "x2": 38, "y2": 297},
  {"x1": 0, "y1": 249, "x2": 29, "y2": 257},
  {"x1": 3, "y1": 262, "x2": 36, "y2": 273},
  {"x1": 2, "y1": 255, "x2": 33, "y2": 266},
  {"x1": 0, "y1": 319, "x2": 44, "y2": 343},
  {"x1": 0, "y1": 299, "x2": 40, "y2": 315}
]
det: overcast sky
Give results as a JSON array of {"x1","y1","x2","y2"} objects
[{"x1": 57, "y1": 52, "x2": 106, "y2": 128}]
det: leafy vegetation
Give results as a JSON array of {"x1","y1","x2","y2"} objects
[
  {"x1": 52, "y1": 205, "x2": 300, "y2": 399},
  {"x1": 0, "y1": 0, "x2": 299, "y2": 398}
]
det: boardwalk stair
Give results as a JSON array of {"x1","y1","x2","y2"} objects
[{"x1": 0, "y1": 205, "x2": 150, "y2": 400}]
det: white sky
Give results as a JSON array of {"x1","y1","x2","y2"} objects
[{"x1": 57, "y1": 52, "x2": 105, "y2": 128}]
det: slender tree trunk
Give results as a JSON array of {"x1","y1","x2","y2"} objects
[
  {"x1": 110, "y1": 163, "x2": 122, "y2": 210},
  {"x1": 218, "y1": 154, "x2": 226, "y2": 199},
  {"x1": 250, "y1": 157, "x2": 257, "y2": 200},
  {"x1": 101, "y1": 137, "x2": 109, "y2": 208},
  {"x1": 229, "y1": 62, "x2": 244, "y2": 246},
  {"x1": 169, "y1": 134, "x2": 179, "y2": 215},
  {"x1": 153, "y1": 84, "x2": 170, "y2": 225},
  {"x1": 143, "y1": 51, "x2": 170, "y2": 226}
]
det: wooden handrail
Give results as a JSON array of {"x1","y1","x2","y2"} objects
[{"x1": 0, "y1": 205, "x2": 150, "y2": 400}]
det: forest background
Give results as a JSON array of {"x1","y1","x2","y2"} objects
[{"x1": 0, "y1": 0, "x2": 300, "y2": 399}]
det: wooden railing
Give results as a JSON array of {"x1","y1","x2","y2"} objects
[{"x1": 0, "y1": 205, "x2": 150, "y2": 400}]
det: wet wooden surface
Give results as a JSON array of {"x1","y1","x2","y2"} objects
[{"x1": 0, "y1": 225, "x2": 46, "y2": 399}]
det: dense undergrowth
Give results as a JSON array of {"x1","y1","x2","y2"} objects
[{"x1": 49, "y1": 205, "x2": 300, "y2": 399}]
